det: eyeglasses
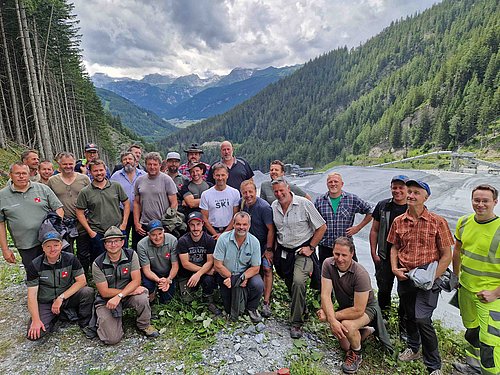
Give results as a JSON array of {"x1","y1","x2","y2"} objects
[{"x1": 104, "y1": 239, "x2": 123, "y2": 245}]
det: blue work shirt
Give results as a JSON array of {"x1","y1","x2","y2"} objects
[
  {"x1": 110, "y1": 168, "x2": 146, "y2": 212},
  {"x1": 214, "y1": 230, "x2": 261, "y2": 274}
]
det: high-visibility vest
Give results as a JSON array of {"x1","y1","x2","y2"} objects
[{"x1": 455, "y1": 214, "x2": 500, "y2": 292}]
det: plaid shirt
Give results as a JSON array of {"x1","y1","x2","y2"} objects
[
  {"x1": 387, "y1": 207, "x2": 454, "y2": 270},
  {"x1": 314, "y1": 191, "x2": 372, "y2": 247},
  {"x1": 178, "y1": 162, "x2": 211, "y2": 180}
]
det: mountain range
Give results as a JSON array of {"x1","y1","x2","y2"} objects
[
  {"x1": 92, "y1": 66, "x2": 300, "y2": 120},
  {"x1": 158, "y1": 0, "x2": 499, "y2": 170}
]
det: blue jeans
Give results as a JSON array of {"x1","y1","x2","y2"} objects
[{"x1": 142, "y1": 274, "x2": 175, "y2": 304}]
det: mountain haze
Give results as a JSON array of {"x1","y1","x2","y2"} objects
[{"x1": 158, "y1": 0, "x2": 499, "y2": 170}]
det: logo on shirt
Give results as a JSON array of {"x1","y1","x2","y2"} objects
[
  {"x1": 165, "y1": 253, "x2": 171, "y2": 259},
  {"x1": 34, "y1": 197, "x2": 41, "y2": 203},
  {"x1": 61, "y1": 271, "x2": 68, "y2": 278},
  {"x1": 122, "y1": 267, "x2": 129, "y2": 275}
]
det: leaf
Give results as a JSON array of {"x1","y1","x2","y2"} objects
[
  {"x1": 203, "y1": 317, "x2": 213, "y2": 329},
  {"x1": 293, "y1": 339, "x2": 307, "y2": 348}
]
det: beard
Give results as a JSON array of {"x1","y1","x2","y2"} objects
[{"x1": 124, "y1": 164, "x2": 134, "y2": 173}]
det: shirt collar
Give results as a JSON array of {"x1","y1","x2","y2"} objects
[
  {"x1": 91, "y1": 179, "x2": 111, "y2": 189},
  {"x1": 332, "y1": 258, "x2": 355, "y2": 274},
  {"x1": 323, "y1": 190, "x2": 345, "y2": 200},
  {"x1": 103, "y1": 249, "x2": 128, "y2": 265},
  {"x1": 229, "y1": 230, "x2": 249, "y2": 247},
  {"x1": 401, "y1": 206, "x2": 430, "y2": 221},
  {"x1": 9, "y1": 180, "x2": 33, "y2": 193}
]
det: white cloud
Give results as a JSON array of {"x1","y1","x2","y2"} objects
[{"x1": 72, "y1": 0, "x2": 440, "y2": 78}]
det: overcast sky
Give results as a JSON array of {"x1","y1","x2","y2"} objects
[{"x1": 72, "y1": 0, "x2": 440, "y2": 79}]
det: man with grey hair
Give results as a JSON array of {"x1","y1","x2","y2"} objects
[
  {"x1": 214, "y1": 211, "x2": 263, "y2": 322},
  {"x1": 207, "y1": 141, "x2": 254, "y2": 191},
  {"x1": 163, "y1": 152, "x2": 189, "y2": 210},
  {"x1": 272, "y1": 177, "x2": 326, "y2": 339},
  {"x1": 0, "y1": 162, "x2": 64, "y2": 268},
  {"x1": 133, "y1": 152, "x2": 178, "y2": 238},
  {"x1": 111, "y1": 151, "x2": 146, "y2": 249}
]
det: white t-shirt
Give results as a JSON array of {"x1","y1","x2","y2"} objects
[{"x1": 199, "y1": 185, "x2": 240, "y2": 227}]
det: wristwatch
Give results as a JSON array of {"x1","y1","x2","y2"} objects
[
  {"x1": 58, "y1": 293, "x2": 65, "y2": 301},
  {"x1": 309, "y1": 245, "x2": 316, "y2": 251},
  {"x1": 117, "y1": 293, "x2": 124, "y2": 299}
]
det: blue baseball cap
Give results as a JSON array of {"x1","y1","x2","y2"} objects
[
  {"x1": 406, "y1": 179, "x2": 431, "y2": 196},
  {"x1": 42, "y1": 231, "x2": 62, "y2": 245},
  {"x1": 391, "y1": 175, "x2": 409, "y2": 184},
  {"x1": 147, "y1": 220, "x2": 163, "y2": 233}
]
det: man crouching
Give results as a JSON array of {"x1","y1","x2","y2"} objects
[
  {"x1": 26, "y1": 231, "x2": 94, "y2": 340},
  {"x1": 92, "y1": 226, "x2": 158, "y2": 344},
  {"x1": 319, "y1": 237, "x2": 384, "y2": 374}
]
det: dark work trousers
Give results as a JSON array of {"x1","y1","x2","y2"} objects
[
  {"x1": 124, "y1": 214, "x2": 142, "y2": 250},
  {"x1": 68, "y1": 234, "x2": 92, "y2": 274},
  {"x1": 27, "y1": 286, "x2": 95, "y2": 340},
  {"x1": 217, "y1": 273, "x2": 263, "y2": 314},
  {"x1": 142, "y1": 274, "x2": 176, "y2": 304},
  {"x1": 398, "y1": 279, "x2": 442, "y2": 372},
  {"x1": 375, "y1": 258, "x2": 406, "y2": 333},
  {"x1": 319, "y1": 244, "x2": 358, "y2": 266},
  {"x1": 89, "y1": 232, "x2": 105, "y2": 264},
  {"x1": 19, "y1": 245, "x2": 43, "y2": 269}
]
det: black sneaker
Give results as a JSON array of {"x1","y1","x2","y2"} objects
[
  {"x1": 248, "y1": 309, "x2": 263, "y2": 323},
  {"x1": 208, "y1": 303, "x2": 222, "y2": 316},
  {"x1": 452, "y1": 362, "x2": 481, "y2": 374},
  {"x1": 342, "y1": 349, "x2": 362, "y2": 374}
]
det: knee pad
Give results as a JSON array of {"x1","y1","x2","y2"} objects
[{"x1": 465, "y1": 327, "x2": 480, "y2": 348}]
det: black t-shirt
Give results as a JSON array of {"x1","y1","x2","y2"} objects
[
  {"x1": 372, "y1": 198, "x2": 407, "y2": 249},
  {"x1": 176, "y1": 232, "x2": 215, "y2": 278},
  {"x1": 207, "y1": 158, "x2": 254, "y2": 191}
]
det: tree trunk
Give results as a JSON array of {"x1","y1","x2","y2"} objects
[
  {"x1": 0, "y1": 7, "x2": 23, "y2": 144},
  {"x1": 16, "y1": 0, "x2": 53, "y2": 158}
]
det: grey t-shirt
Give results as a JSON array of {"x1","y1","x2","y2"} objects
[
  {"x1": 136, "y1": 233, "x2": 178, "y2": 276},
  {"x1": 134, "y1": 173, "x2": 178, "y2": 224}
]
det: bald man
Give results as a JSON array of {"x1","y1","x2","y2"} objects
[{"x1": 207, "y1": 141, "x2": 254, "y2": 191}]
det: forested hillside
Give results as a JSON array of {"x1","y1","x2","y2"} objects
[
  {"x1": 96, "y1": 88, "x2": 177, "y2": 140},
  {"x1": 0, "y1": 0, "x2": 132, "y2": 162},
  {"x1": 159, "y1": 0, "x2": 499, "y2": 170}
]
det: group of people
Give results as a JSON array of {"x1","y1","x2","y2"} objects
[{"x1": 0, "y1": 142, "x2": 498, "y2": 375}]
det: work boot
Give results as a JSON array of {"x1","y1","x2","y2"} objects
[
  {"x1": 398, "y1": 348, "x2": 421, "y2": 361},
  {"x1": 261, "y1": 302, "x2": 272, "y2": 318},
  {"x1": 141, "y1": 325, "x2": 159, "y2": 338},
  {"x1": 452, "y1": 362, "x2": 481, "y2": 374},
  {"x1": 290, "y1": 325, "x2": 303, "y2": 339},
  {"x1": 204, "y1": 294, "x2": 221, "y2": 316},
  {"x1": 342, "y1": 349, "x2": 362, "y2": 373},
  {"x1": 248, "y1": 309, "x2": 263, "y2": 323}
]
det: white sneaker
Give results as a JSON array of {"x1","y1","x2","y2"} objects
[
  {"x1": 398, "y1": 348, "x2": 421, "y2": 361},
  {"x1": 429, "y1": 370, "x2": 443, "y2": 375}
]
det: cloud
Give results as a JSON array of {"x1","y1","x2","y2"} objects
[{"x1": 72, "y1": 0, "x2": 440, "y2": 78}]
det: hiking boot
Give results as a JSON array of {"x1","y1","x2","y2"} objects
[
  {"x1": 82, "y1": 326, "x2": 97, "y2": 339},
  {"x1": 290, "y1": 325, "x2": 303, "y2": 339},
  {"x1": 429, "y1": 370, "x2": 443, "y2": 375},
  {"x1": 342, "y1": 349, "x2": 362, "y2": 374},
  {"x1": 398, "y1": 347, "x2": 421, "y2": 361},
  {"x1": 208, "y1": 303, "x2": 222, "y2": 316},
  {"x1": 141, "y1": 325, "x2": 159, "y2": 338},
  {"x1": 261, "y1": 302, "x2": 272, "y2": 318},
  {"x1": 452, "y1": 362, "x2": 481, "y2": 374},
  {"x1": 248, "y1": 309, "x2": 263, "y2": 323}
]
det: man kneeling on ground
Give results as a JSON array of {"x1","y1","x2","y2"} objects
[
  {"x1": 319, "y1": 237, "x2": 389, "y2": 374},
  {"x1": 214, "y1": 211, "x2": 264, "y2": 322},
  {"x1": 26, "y1": 231, "x2": 94, "y2": 340},
  {"x1": 137, "y1": 220, "x2": 178, "y2": 304},
  {"x1": 92, "y1": 226, "x2": 159, "y2": 344},
  {"x1": 177, "y1": 211, "x2": 220, "y2": 315}
]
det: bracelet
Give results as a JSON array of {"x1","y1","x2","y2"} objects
[{"x1": 265, "y1": 248, "x2": 273, "y2": 252}]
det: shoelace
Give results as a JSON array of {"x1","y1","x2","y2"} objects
[{"x1": 344, "y1": 350, "x2": 359, "y2": 366}]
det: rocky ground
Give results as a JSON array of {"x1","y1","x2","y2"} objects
[{"x1": 0, "y1": 271, "x2": 342, "y2": 375}]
